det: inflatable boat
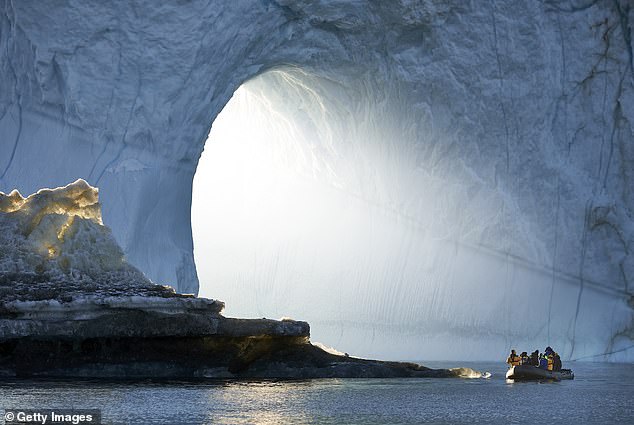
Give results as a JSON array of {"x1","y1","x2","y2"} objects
[{"x1": 506, "y1": 365, "x2": 574, "y2": 381}]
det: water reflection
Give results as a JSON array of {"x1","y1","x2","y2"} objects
[
  {"x1": 212, "y1": 381, "x2": 316, "y2": 424},
  {"x1": 0, "y1": 363, "x2": 632, "y2": 424}
]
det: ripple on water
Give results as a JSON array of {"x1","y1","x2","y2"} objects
[{"x1": 0, "y1": 362, "x2": 632, "y2": 424}]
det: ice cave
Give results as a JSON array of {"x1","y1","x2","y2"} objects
[{"x1": 0, "y1": 0, "x2": 633, "y2": 362}]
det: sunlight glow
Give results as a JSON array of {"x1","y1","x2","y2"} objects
[{"x1": 189, "y1": 68, "x2": 576, "y2": 361}]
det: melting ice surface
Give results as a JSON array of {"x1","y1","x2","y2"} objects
[{"x1": 193, "y1": 70, "x2": 633, "y2": 363}]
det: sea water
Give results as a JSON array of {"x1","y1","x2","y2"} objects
[{"x1": 1, "y1": 362, "x2": 632, "y2": 424}]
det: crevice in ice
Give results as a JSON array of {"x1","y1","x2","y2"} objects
[
  {"x1": 545, "y1": 0, "x2": 600, "y2": 14},
  {"x1": 0, "y1": 104, "x2": 8, "y2": 127},
  {"x1": 569, "y1": 124, "x2": 586, "y2": 154},
  {"x1": 88, "y1": 50, "x2": 122, "y2": 182},
  {"x1": 588, "y1": 13, "x2": 629, "y2": 192},
  {"x1": 548, "y1": 174, "x2": 561, "y2": 344},
  {"x1": 94, "y1": 73, "x2": 141, "y2": 185},
  {"x1": 572, "y1": 343, "x2": 634, "y2": 361},
  {"x1": 603, "y1": 318, "x2": 634, "y2": 360},
  {"x1": 602, "y1": 72, "x2": 625, "y2": 189},
  {"x1": 584, "y1": 201, "x2": 632, "y2": 297},
  {"x1": 622, "y1": 263, "x2": 630, "y2": 294},
  {"x1": 564, "y1": 9, "x2": 632, "y2": 358},
  {"x1": 489, "y1": 4, "x2": 510, "y2": 175},
  {"x1": 0, "y1": 10, "x2": 21, "y2": 182},
  {"x1": 548, "y1": 13, "x2": 568, "y2": 345},
  {"x1": 572, "y1": 18, "x2": 616, "y2": 101},
  {"x1": 489, "y1": 5, "x2": 519, "y2": 350},
  {"x1": 0, "y1": 100, "x2": 21, "y2": 181},
  {"x1": 569, "y1": 200, "x2": 592, "y2": 358},
  {"x1": 590, "y1": 206, "x2": 629, "y2": 249},
  {"x1": 594, "y1": 19, "x2": 617, "y2": 187},
  {"x1": 612, "y1": 0, "x2": 633, "y2": 77}
]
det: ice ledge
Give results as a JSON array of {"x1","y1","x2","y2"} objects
[
  {"x1": 0, "y1": 293, "x2": 310, "y2": 340},
  {"x1": 0, "y1": 295, "x2": 224, "y2": 319}
]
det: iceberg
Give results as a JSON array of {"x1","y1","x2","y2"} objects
[{"x1": 0, "y1": 0, "x2": 632, "y2": 361}]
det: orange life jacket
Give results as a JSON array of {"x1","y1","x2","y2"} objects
[{"x1": 506, "y1": 354, "x2": 521, "y2": 366}]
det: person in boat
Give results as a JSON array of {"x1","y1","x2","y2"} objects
[
  {"x1": 530, "y1": 350, "x2": 539, "y2": 366},
  {"x1": 539, "y1": 353, "x2": 549, "y2": 369},
  {"x1": 553, "y1": 351, "x2": 562, "y2": 371},
  {"x1": 506, "y1": 349, "x2": 521, "y2": 367},
  {"x1": 520, "y1": 351, "x2": 530, "y2": 365},
  {"x1": 544, "y1": 346, "x2": 555, "y2": 371}
]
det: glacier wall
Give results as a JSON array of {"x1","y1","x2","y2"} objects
[{"x1": 1, "y1": 0, "x2": 633, "y2": 360}]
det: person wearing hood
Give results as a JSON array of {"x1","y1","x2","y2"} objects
[
  {"x1": 553, "y1": 352, "x2": 562, "y2": 371},
  {"x1": 545, "y1": 347, "x2": 555, "y2": 371},
  {"x1": 530, "y1": 350, "x2": 539, "y2": 366}
]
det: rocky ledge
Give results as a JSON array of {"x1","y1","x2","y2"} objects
[
  {"x1": 0, "y1": 289, "x2": 466, "y2": 379},
  {"x1": 0, "y1": 181, "x2": 476, "y2": 379}
]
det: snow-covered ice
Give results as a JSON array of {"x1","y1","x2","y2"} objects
[{"x1": 0, "y1": 179, "x2": 151, "y2": 290}]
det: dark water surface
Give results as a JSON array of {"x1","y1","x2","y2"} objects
[{"x1": 1, "y1": 362, "x2": 632, "y2": 424}]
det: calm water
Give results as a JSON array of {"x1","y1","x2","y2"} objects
[{"x1": 1, "y1": 362, "x2": 632, "y2": 424}]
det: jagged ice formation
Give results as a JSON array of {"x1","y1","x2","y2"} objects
[
  {"x1": 0, "y1": 179, "x2": 152, "y2": 291},
  {"x1": 0, "y1": 0, "x2": 633, "y2": 361}
]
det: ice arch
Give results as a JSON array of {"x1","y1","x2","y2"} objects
[
  {"x1": 193, "y1": 67, "x2": 633, "y2": 360},
  {"x1": 1, "y1": 0, "x2": 633, "y2": 360}
]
